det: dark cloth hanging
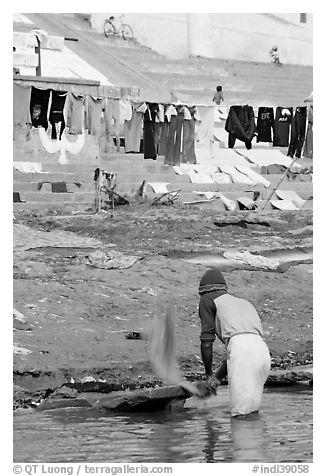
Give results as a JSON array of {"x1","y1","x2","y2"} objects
[
  {"x1": 181, "y1": 106, "x2": 196, "y2": 164},
  {"x1": 225, "y1": 105, "x2": 256, "y2": 149},
  {"x1": 49, "y1": 90, "x2": 67, "y2": 140},
  {"x1": 165, "y1": 114, "x2": 178, "y2": 165},
  {"x1": 143, "y1": 102, "x2": 159, "y2": 159},
  {"x1": 104, "y1": 98, "x2": 120, "y2": 152},
  {"x1": 30, "y1": 86, "x2": 50, "y2": 129},
  {"x1": 287, "y1": 107, "x2": 307, "y2": 158},
  {"x1": 303, "y1": 105, "x2": 313, "y2": 159},
  {"x1": 158, "y1": 116, "x2": 169, "y2": 156},
  {"x1": 256, "y1": 107, "x2": 274, "y2": 143},
  {"x1": 172, "y1": 107, "x2": 184, "y2": 165},
  {"x1": 273, "y1": 107, "x2": 293, "y2": 147}
]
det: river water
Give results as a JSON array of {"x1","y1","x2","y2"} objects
[{"x1": 13, "y1": 387, "x2": 312, "y2": 463}]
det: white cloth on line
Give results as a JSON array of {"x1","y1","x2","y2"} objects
[{"x1": 227, "y1": 333, "x2": 271, "y2": 416}]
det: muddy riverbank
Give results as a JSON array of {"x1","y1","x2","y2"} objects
[{"x1": 13, "y1": 205, "x2": 313, "y2": 408}]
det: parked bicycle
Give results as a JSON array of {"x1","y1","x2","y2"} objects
[{"x1": 104, "y1": 15, "x2": 133, "y2": 40}]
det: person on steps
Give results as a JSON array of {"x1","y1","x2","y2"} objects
[{"x1": 198, "y1": 268, "x2": 271, "y2": 417}]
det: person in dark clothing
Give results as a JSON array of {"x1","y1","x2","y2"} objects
[
  {"x1": 198, "y1": 268, "x2": 271, "y2": 417},
  {"x1": 213, "y1": 86, "x2": 224, "y2": 105},
  {"x1": 225, "y1": 105, "x2": 256, "y2": 149}
]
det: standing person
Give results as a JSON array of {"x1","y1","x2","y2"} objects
[
  {"x1": 213, "y1": 86, "x2": 224, "y2": 105},
  {"x1": 198, "y1": 268, "x2": 271, "y2": 417}
]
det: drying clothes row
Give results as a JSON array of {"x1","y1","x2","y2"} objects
[
  {"x1": 225, "y1": 105, "x2": 313, "y2": 159},
  {"x1": 13, "y1": 84, "x2": 138, "y2": 141},
  {"x1": 172, "y1": 163, "x2": 270, "y2": 187},
  {"x1": 142, "y1": 103, "x2": 203, "y2": 163}
]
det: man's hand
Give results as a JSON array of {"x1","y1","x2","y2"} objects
[{"x1": 206, "y1": 374, "x2": 220, "y2": 392}]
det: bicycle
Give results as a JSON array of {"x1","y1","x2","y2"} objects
[{"x1": 104, "y1": 15, "x2": 133, "y2": 40}]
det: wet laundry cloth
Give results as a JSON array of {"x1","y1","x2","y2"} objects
[
  {"x1": 148, "y1": 183, "x2": 170, "y2": 193},
  {"x1": 223, "y1": 250, "x2": 279, "y2": 269},
  {"x1": 237, "y1": 149, "x2": 293, "y2": 168},
  {"x1": 218, "y1": 165, "x2": 255, "y2": 185},
  {"x1": 172, "y1": 107, "x2": 184, "y2": 165},
  {"x1": 188, "y1": 172, "x2": 215, "y2": 184},
  {"x1": 124, "y1": 102, "x2": 144, "y2": 153},
  {"x1": 227, "y1": 333, "x2": 271, "y2": 417},
  {"x1": 256, "y1": 107, "x2": 274, "y2": 143},
  {"x1": 235, "y1": 165, "x2": 271, "y2": 188},
  {"x1": 156, "y1": 104, "x2": 165, "y2": 122},
  {"x1": 64, "y1": 92, "x2": 85, "y2": 134},
  {"x1": 274, "y1": 190, "x2": 306, "y2": 208},
  {"x1": 85, "y1": 96, "x2": 104, "y2": 135},
  {"x1": 149, "y1": 305, "x2": 199, "y2": 394},
  {"x1": 104, "y1": 98, "x2": 120, "y2": 152},
  {"x1": 165, "y1": 114, "x2": 178, "y2": 165},
  {"x1": 49, "y1": 90, "x2": 67, "y2": 140},
  {"x1": 225, "y1": 105, "x2": 256, "y2": 149},
  {"x1": 144, "y1": 102, "x2": 159, "y2": 159},
  {"x1": 165, "y1": 105, "x2": 178, "y2": 123},
  {"x1": 195, "y1": 106, "x2": 215, "y2": 142},
  {"x1": 158, "y1": 116, "x2": 169, "y2": 156},
  {"x1": 181, "y1": 106, "x2": 197, "y2": 164},
  {"x1": 119, "y1": 99, "x2": 133, "y2": 124},
  {"x1": 270, "y1": 200, "x2": 299, "y2": 211},
  {"x1": 154, "y1": 122, "x2": 163, "y2": 154},
  {"x1": 211, "y1": 173, "x2": 232, "y2": 184},
  {"x1": 237, "y1": 197, "x2": 257, "y2": 210},
  {"x1": 260, "y1": 164, "x2": 288, "y2": 174},
  {"x1": 287, "y1": 107, "x2": 307, "y2": 158},
  {"x1": 273, "y1": 107, "x2": 293, "y2": 147},
  {"x1": 13, "y1": 162, "x2": 44, "y2": 173},
  {"x1": 30, "y1": 86, "x2": 50, "y2": 129},
  {"x1": 219, "y1": 194, "x2": 237, "y2": 211},
  {"x1": 13, "y1": 83, "x2": 32, "y2": 127},
  {"x1": 303, "y1": 105, "x2": 313, "y2": 159}
]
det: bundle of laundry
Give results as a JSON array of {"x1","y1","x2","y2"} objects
[{"x1": 225, "y1": 105, "x2": 256, "y2": 150}]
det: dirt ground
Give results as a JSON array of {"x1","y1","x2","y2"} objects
[{"x1": 13, "y1": 204, "x2": 313, "y2": 400}]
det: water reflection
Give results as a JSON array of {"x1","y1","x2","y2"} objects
[
  {"x1": 13, "y1": 388, "x2": 312, "y2": 463},
  {"x1": 230, "y1": 413, "x2": 268, "y2": 462}
]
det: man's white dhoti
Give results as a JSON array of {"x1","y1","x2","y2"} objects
[{"x1": 227, "y1": 333, "x2": 271, "y2": 417}]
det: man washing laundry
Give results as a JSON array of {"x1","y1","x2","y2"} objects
[{"x1": 198, "y1": 268, "x2": 271, "y2": 417}]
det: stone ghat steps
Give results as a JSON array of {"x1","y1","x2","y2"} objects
[
  {"x1": 14, "y1": 176, "x2": 313, "y2": 194},
  {"x1": 14, "y1": 183, "x2": 313, "y2": 204},
  {"x1": 13, "y1": 196, "x2": 313, "y2": 212}
]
